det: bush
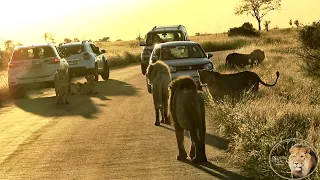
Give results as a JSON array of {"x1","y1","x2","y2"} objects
[
  {"x1": 228, "y1": 22, "x2": 260, "y2": 37},
  {"x1": 298, "y1": 21, "x2": 320, "y2": 76},
  {"x1": 200, "y1": 39, "x2": 250, "y2": 52}
]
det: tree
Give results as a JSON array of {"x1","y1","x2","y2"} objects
[
  {"x1": 289, "y1": 19, "x2": 293, "y2": 26},
  {"x1": 43, "y1": 32, "x2": 55, "y2": 43},
  {"x1": 5, "y1": 40, "x2": 14, "y2": 51},
  {"x1": 235, "y1": 0, "x2": 281, "y2": 30},
  {"x1": 294, "y1": 20, "x2": 300, "y2": 27},
  {"x1": 73, "y1": 38, "x2": 80, "y2": 42},
  {"x1": 101, "y1": 37, "x2": 110, "y2": 42},
  {"x1": 264, "y1": 20, "x2": 271, "y2": 31},
  {"x1": 64, "y1": 38, "x2": 72, "y2": 43}
]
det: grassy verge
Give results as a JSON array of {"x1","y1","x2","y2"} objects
[{"x1": 205, "y1": 28, "x2": 320, "y2": 179}]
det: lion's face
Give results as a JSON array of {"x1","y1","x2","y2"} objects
[
  {"x1": 85, "y1": 75, "x2": 95, "y2": 85},
  {"x1": 250, "y1": 49, "x2": 265, "y2": 63},
  {"x1": 197, "y1": 69, "x2": 212, "y2": 85},
  {"x1": 288, "y1": 145, "x2": 316, "y2": 178}
]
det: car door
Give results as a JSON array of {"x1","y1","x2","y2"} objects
[
  {"x1": 10, "y1": 46, "x2": 58, "y2": 79},
  {"x1": 89, "y1": 44, "x2": 104, "y2": 72}
]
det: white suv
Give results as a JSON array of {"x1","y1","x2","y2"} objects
[
  {"x1": 8, "y1": 43, "x2": 65, "y2": 98},
  {"x1": 57, "y1": 40, "x2": 109, "y2": 81}
]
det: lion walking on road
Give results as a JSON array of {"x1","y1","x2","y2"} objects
[
  {"x1": 146, "y1": 61, "x2": 172, "y2": 126},
  {"x1": 169, "y1": 76, "x2": 207, "y2": 163}
]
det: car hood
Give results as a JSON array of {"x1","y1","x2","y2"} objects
[{"x1": 164, "y1": 58, "x2": 212, "y2": 66}]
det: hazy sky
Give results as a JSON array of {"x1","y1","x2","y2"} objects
[{"x1": 0, "y1": 0, "x2": 319, "y2": 47}]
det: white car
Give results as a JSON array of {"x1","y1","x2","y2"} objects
[
  {"x1": 57, "y1": 40, "x2": 110, "y2": 81},
  {"x1": 8, "y1": 43, "x2": 66, "y2": 98}
]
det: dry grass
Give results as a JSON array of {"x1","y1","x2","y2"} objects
[
  {"x1": 205, "y1": 28, "x2": 320, "y2": 179},
  {"x1": 0, "y1": 70, "x2": 9, "y2": 104}
]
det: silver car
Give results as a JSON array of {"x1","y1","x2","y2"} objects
[{"x1": 146, "y1": 41, "x2": 215, "y2": 93}]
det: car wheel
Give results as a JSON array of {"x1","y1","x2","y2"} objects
[
  {"x1": 94, "y1": 64, "x2": 99, "y2": 81},
  {"x1": 100, "y1": 60, "x2": 110, "y2": 80},
  {"x1": 141, "y1": 64, "x2": 147, "y2": 75},
  {"x1": 9, "y1": 85, "x2": 25, "y2": 99}
]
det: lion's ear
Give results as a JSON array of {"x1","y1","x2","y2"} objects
[
  {"x1": 306, "y1": 147, "x2": 311, "y2": 154},
  {"x1": 289, "y1": 146, "x2": 295, "y2": 154}
]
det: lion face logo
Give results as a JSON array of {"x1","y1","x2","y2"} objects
[{"x1": 288, "y1": 144, "x2": 318, "y2": 179}]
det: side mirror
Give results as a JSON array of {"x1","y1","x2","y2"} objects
[
  {"x1": 140, "y1": 41, "x2": 146, "y2": 46},
  {"x1": 207, "y1": 53, "x2": 213, "y2": 59},
  {"x1": 101, "y1": 50, "x2": 106, "y2": 53}
]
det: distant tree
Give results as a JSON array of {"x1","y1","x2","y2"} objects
[
  {"x1": 264, "y1": 20, "x2": 271, "y2": 31},
  {"x1": 5, "y1": 40, "x2": 14, "y2": 51},
  {"x1": 64, "y1": 38, "x2": 72, "y2": 43},
  {"x1": 294, "y1": 20, "x2": 300, "y2": 27},
  {"x1": 289, "y1": 19, "x2": 293, "y2": 26},
  {"x1": 73, "y1": 38, "x2": 80, "y2": 42},
  {"x1": 235, "y1": 0, "x2": 281, "y2": 30},
  {"x1": 101, "y1": 37, "x2": 110, "y2": 42},
  {"x1": 43, "y1": 32, "x2": 55, "y2": 43},
  {"x1": 16, "y1": 42, "x2": 23, "y2": 47},
  {"x1": 116, "y1": 39, "x2": 122, "y2": 42},
  {"x1": 195, "y1": 33, "x2": 201, "y2": 36},
  {"x1": 136, "y1": 33, "x2": 142, "y2": 41}
]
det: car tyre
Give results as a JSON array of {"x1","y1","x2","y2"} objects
[
  {"x1": 100, "y1": 60, "x2": 110, "y2": 80},
  {"x1": 9, "y1": 85, "x2": 25, "y2": 99}
]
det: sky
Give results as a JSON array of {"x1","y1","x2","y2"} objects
[{"x1": 0, "y1": 0, "x2": 319, "y2": 48}]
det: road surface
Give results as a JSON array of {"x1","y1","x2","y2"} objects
[{"x1": 0, "y1": 64, "x2": 250, "y2": 180}]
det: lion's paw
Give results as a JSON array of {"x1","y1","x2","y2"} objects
[
  {"x1": 154, "y1": 121, "x2": 160, "y2": 126},
  {"x1": 176, "y1": 154, "x2": 188, "y2": 161}
]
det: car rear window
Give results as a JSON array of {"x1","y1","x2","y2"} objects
[
  {"x1": 146, "y1": 32, "x2": 183, "y2": 45},
  {"x1": 162, "y1": 45, "x2": 206, "y2": 60},
  {"x1": 57, "y1": 45, "x2": 85, "y2": 55},
  {"x1": 11, "y1": 46, "x2": 56, "y2": 61}
]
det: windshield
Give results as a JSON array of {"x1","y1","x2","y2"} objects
[
  {"x1": 11, "y1": 46, "x2": 56, "y2": 61},
  {"x1": 146, "y1": 32, "x2": 183, "y2": 45},
  {"x1": 162, "y1": 44, "x2": 206, "y2": 60},
  {"x1": 57, "y1": 45, "x2": 85, "y2": 56}
]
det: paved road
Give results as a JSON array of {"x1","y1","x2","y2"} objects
[{"x1": 0, "y1": 65, "x2": 250, "y2": 180}]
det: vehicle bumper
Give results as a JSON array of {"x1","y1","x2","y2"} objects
[
  {"x1": 68, "y1": 67, "x2": 95, "y2": 77},
  {"x1": 171, "y1": 70, "x2": 201, "y2": 87},
  {"x1": 8, "y1": 74, "x2": 55, "y2": 89}
]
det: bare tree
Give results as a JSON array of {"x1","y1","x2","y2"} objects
[
  {"x1": 235, "y1": 0, "x2": 281, "y2": 30},
  {"x1": 4, "y1": 40, "x2": 14, "y2": 51},
  {"x1": 264, "y1": 20, "x2": 271, "y2": 31}
]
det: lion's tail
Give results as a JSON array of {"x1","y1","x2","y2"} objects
[{"x1": 259, "y1": 71, "x2": 280, "y2": 87}]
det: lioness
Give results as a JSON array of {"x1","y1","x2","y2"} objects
[
  {"x1": 197, "y1": 69, "x2": 280, "y2": 100},
  {"x1": 54, "y1": 68, "x2": 70, "y2": 104},
  {"x1": 78, "y1": 75, "x2": 99, "y2": 95},
  {"x1": 288, "y1": 144, "x2": 318, "y2": 179},
  {"x1": 226, "y1": 49, "x2": 265, "y2": 68},
  {"x1": 146, "y1": 61, "x2": 172, "y2": 126},
  {"x1": 169, "y1": 76, "x2": 207, "y2": 163},
  {"x1": 69, "y1": 82, "x2": 82, "y2": 95}
]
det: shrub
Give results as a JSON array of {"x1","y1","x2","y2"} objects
[
  {"x1": 297, "y1": 21, "x2": 320, "y2": 76},
  {"x1": 228, "y1": 22, "x2": 261, "y2": 37}
]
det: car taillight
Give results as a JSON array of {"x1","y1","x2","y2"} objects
[
  {"x1": 84, "y1": 53, "x2": 90, "y2": 60},
  {"x1": 51, "y1": 58, "x2": 60, "y2": 63},
  {"x1": 8, "y1": 62, "x2": 19, "y2": 68}
]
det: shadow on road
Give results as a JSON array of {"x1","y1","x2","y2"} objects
[
  {"x1": 184, "y1": 160, "x2": 252, "y2": 180},
  {"x1": 13, "y1": 79, "x2": 138, "y2": 119},
  {"x1": 159, "y1": 124, "x2": 229, "y2": 151}
]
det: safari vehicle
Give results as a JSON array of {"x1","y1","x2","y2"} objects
[
  {"x1": 7, "y1": 43, "x2": 66, "y2": 98},
  {"x1": 146, "y1": 41, "x2": 215, "y2": 93},
  {"x1": 57, "y1": 40, "x2": 110, "y2": 81},
  {"x1": 139, "y1": 25, "x2": 190, "y2": 75}
]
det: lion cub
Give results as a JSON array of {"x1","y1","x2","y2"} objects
[
  {"x1": 54, "y1": 68, "x2": 70, "y2": 104},
  {"x1": 78, "y1": 75, "x2": 99, "y2": 95}
]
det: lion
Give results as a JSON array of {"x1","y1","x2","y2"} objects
[
  {"x1": 169, "y1": 76, "x2": 207, "y2": 163},
  {"x1": 78, "y1": 75, "x2": 99, "y2": 95},
  {"x1": 197, "y1": 69, "x2": 280, "y2": 100},
  {"x1": 146, "y1": 61, "x2": 172, "y2": 126},
  {"x1": 288, "y1": 144, "x2": 318, "y2": 179},
  {"x1": 54, "y1": 68, "x2": 70, "y2": 104},
  {"x1": 226, "y1": 49, "x2": 265, "y2": 68}
]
